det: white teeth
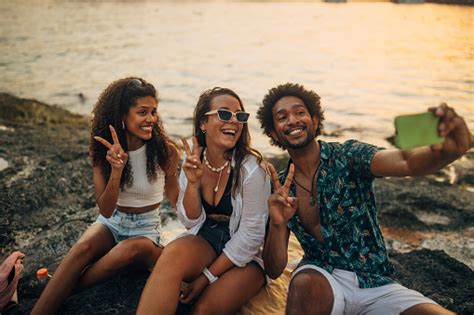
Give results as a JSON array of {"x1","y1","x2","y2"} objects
[
  {"x1": 141, "y1": 126, "x2": 152, "y2": 131},
  {"x1": 289, "y1": 128, "x2": 303, "y2": 136},
  {"x1": 222, "y1": 129, "x2": 236, "y2": 135}
]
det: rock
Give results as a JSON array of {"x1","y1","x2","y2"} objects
[
  {"x1": 0, "y1": 93, "x2": 88, "y2": 127},
  {"x1": 391, "y1": 249, "x2": 474, "y2": 314}
]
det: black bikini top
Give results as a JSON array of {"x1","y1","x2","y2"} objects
[{"x1": 201, "y1": 151, "x2": 234, "y2": 216}]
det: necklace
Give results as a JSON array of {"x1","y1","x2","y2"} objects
[
  {"x1": 293, "y1": 160, "x2": 321, "y2": 207},
  {"x1": 203, "y1": 148, "x2": 230, "y2": 192}
]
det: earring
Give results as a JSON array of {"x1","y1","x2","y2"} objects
[
  {"x1": 122, "y1": 121, "x2": 125, "y2": 130},
  {"x1": 201, "y1": 129, "x2": 206, "y2": 134}
]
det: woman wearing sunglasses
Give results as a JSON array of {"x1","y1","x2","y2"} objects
[
  {"x1": 137, "y1": 87, "x2": 271, "y2": 314},
  {"x1": 32, "y1": 78, "x2": 179, "y2": 314}
]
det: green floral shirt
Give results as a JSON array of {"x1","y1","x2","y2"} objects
[{"x1": 282, "y1": 140, "x2": 395, "y2": 288}]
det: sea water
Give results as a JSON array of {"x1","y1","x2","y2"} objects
[{"x1": 0, "y1": 1, "x2": 472, "y2": 156}]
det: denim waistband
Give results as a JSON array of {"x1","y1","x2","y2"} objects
[{"x1": 113, "y1": 208, "x2": 160, "y2": 220}]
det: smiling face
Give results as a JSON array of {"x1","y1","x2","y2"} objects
[
  {"x1": 271, "y1": 96, "x2": 319, "y2": 149},
  {"x1": 123, "y1": 95, "x2": 158, "y2": 149},
  {"x1": 200, "y1": 94, "x2": 244, "y2": 151}
]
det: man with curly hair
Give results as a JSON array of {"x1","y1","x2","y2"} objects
[{"x1": 257, "y1": 83, "x2": 470, "y2": 315}]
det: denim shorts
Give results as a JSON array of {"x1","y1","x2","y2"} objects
[
  {"x1": 94, "y1": 209, "x2": 161, "y2": 245},
  {"x1": 197, "y1": 218, "x2": 231, "y2": 256}
]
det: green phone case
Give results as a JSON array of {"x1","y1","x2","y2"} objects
[{"x1": 394, "y1": 112, "x2": 444, "y2": 149}]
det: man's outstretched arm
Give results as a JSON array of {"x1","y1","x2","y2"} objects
[{"x1": 371, "y1": 103, "x2": 471, "y2": 177}]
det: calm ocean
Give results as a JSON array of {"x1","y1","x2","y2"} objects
[{"x1": 1, "y1": 1, "x2": 472, "y2": 155}]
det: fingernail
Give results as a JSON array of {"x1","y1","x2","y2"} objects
[{"x1": 117, "y1": 154, "x2": 121, "y2": 158}]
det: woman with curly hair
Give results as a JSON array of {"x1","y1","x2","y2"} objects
[
  {"x1": 32, "y1": 77, "x2": 179, "y2": 314},
  {"x1": 137, "y1": 87, "x2": 271, "y2": 315}
]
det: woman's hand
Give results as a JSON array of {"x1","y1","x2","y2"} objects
[
  {"x1": 267, "y1": 163, "x2": 298, "y2": 227},
  {"x1": 181, "y1": 137, "x2": 203, "y2": 185},
  {"x1": 179, "y1": 275, "x2": 209, "y2": 304},
  {"x1": 94, "y1": 125, "x2": 128, "y2": 172}
]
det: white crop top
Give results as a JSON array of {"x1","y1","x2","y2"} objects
[{"x1": 117, "y1": 144, "x2": 165, "y2": 207}]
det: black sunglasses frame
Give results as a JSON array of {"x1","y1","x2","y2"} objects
[{"x1": 205, "y1": 109, "x2": 250, "y2": 123}]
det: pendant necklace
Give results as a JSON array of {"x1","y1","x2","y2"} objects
[
  {"x1": 203, "y1": 148, "x2": 230, "y2": 192},
  {"x1": 293, "y1": 160, "x2": 321, "y2": 207}
]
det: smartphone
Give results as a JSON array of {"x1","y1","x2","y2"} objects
[{"x1": 394, "y1": 112, "x2": 444, "y2": 149}]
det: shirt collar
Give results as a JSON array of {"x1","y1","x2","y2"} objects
[{"x1": 285, "y1": 140, "x2": 328, "y2": 176}]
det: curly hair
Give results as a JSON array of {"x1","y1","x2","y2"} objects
[
  {"x1": 194, "y1": 87, "x2": 262, "y2": 197},
  {"x1": 90, "y1": 77, "x2": 176, "y2": 189},
  {"x1": 257, "y1": 83, "x2": 325, "y2": 149}
]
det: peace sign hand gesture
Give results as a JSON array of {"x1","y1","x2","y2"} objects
[
  {"x1": 181, "y1": 137, "x2": 204, "y2": 185},
  {"x1": 267, "y1": 163, "x2": 298, "y2": 227},
  {"x1": 94, "y1": 125, "x2": 129, "y2": 172}
]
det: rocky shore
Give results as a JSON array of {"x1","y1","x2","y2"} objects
[{"x1": 1, "y1": 92, "x2": 472, "y2": 314}]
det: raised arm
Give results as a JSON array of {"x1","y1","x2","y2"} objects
[
  {"x1": 263, "y1": 164, "x2": 298, "y2": 279},
  {"x1": 371, "y1": 104, "x2": 471, "y2": 177},
  {"x1": 92, "y1": 125, "x2": 129, "y2": 218},
  {"x1": 179, "y1": 137, "x2": 204, "y2": 220}
]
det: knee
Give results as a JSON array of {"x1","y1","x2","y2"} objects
[
  {"x1": 156, "y1": 241, "x2": 187, "y2": 267},
  {"x1": 289, "y1": 272, "x2": 317, "y2": 296},
  {"x1": 69, "y1": 240, "x2": 96, "y2": 260},
  {"x1": 149, "y1": 242, "x2": 184, "y2": 276},
  {"x1": 161, "y1": 240, "x2": 182, "y2": 257},
  {"x1": 288, "y1": 271, "x2": 333, "y2": 313},
  {"x1": 112, "y1": 241, "x2": 143, "y2": 265}
]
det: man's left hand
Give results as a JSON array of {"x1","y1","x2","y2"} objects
[{"x1": 430, "y1": 103, "x2": 471, "y2": 157}]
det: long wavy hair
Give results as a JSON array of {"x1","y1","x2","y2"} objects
[
  {"x1": 194, "y1": 87, "x2": 262, "y2": 196},
  {"x1": 90, "y1": 77, "x2": 176, "y2": 189}
]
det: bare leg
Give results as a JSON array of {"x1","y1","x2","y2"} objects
[
  {"x1": 191, "y1": 262, "x2": 265, "y2": 315},
  {"x1": 136, "y1": 235, "x2": 216, "y2": 315},
  {"x1": 76, "y1": 236, "x2": 162, "y2": 292},
  {"x1": 31, "y1": 224, "x2": 115, "y2": 315},
  {"x1": 402, "y1": 303, "x2": 455, "y2": 315},
  {"x1": 286, "y1": 269, "x2": 334, "y2": 315}
]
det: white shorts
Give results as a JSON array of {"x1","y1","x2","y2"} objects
[{"x1": 292, "y1": 264, "x2": 437, "y2": 315}]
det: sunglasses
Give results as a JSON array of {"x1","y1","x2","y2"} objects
[
  {"x1": 205, "y1": 109, "x2": 250, "y2": 123},
  {"x1": 127, "y1": 78, "x2": 143, "y2": 88}
]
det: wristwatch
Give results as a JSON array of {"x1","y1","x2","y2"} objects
[{"x1": 202, "y1": 267, "x2": 218, "y2": 284}]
